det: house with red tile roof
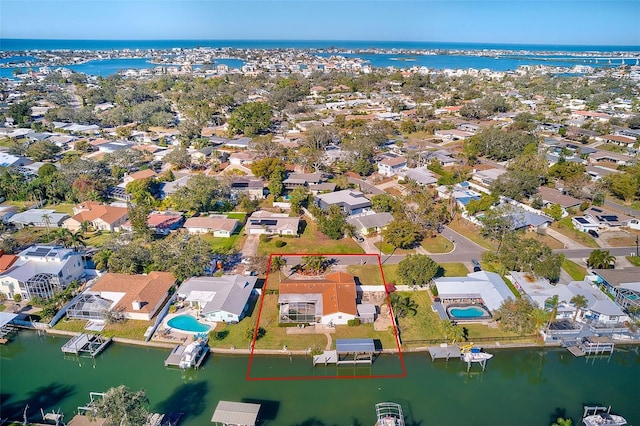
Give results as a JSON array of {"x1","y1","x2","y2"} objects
[
  {"x1": 64, "y1": 201, "x2": 129, "y2": 232},
  {"x1": 121, "y1": 211, "x2": 184, "y2": 235},
  {"x1": 278, "y1": 272, "x2": 357, "y2": 325},
  {"x1": 0, "y1": 250, "x2": 18, "y2": 272},
  {"x1": 84, "y1": 271, "x2": 176, "y2": 321},
  {"x1": 123, "y1": 169, "x2": 157, "y2": 186}
]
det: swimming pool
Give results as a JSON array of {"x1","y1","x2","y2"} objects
[
  {"x1": 167, "y1": 315, "x2": 211, "y2": 333},
  {"x1": 447, "y1": 305, "x2": 491, "y2": 320}
]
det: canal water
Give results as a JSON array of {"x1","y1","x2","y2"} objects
[{"x1": 1, "y1": 331, "x2": 639, "y2": 425}]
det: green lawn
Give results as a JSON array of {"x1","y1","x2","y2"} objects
[
  {"x1": 562, "y1": 258, "x2": 587, "y2": 281},
  {"x1": 374, "y1": 241, "x2": 413, "y2": 255},
  {"x1": 45, "y1": 202, "x2": 76, "y2": 215},
  {"x1": 626, "y1": 255, "x2": 640, "y2": 267},
  {"x1": 84, "y1": 232, "x2": 112, "y2": 248},
  {"x1": 226, "y1": 212, "x2": 247, "y2": 222},
  {"x1": 441, "y1": 262, "x2": 470, "y2": 277},
  {"x1": 347, "y1": 264, "x2": 385, "y2": 285},
  {"x1": 421, "y1": 234, "x2": 453, "y2": 253},
  {"x1": 54, "y1": 318, "x2": 152, "y2": 340},
  {"x1": 258, "y1": 219, "x2": 364, "y2": 255},
  {"x1": 447, "y1": 218, "x2": 495, "y2": 249},
  {"x1": 552, "y1": 217, "x2": 599, "y2": 248},
  {"x1": 381, "y1": 264, "x2": 398, "y2": 285},
  {"x1": 200, "y1": 230, "x2": 245, "y2": 253}
]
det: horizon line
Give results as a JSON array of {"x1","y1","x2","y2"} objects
[{"x1": 2, "y1": 37, "x2": 639, "y2": 48}]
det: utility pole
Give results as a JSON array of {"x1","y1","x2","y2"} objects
[{"x1": 636, "y1": 235, "x2": 639, "y2": 258}]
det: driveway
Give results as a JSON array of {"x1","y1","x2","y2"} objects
[{"x1": 240, "y1": 234, "x2": 260, "y2": 258}]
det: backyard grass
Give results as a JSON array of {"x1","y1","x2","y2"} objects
[
  {"x1": 2, "y1": 201, "x2": 35, "y2": 210},
  {"x1": 44, "y1": 202, "x2": 76, "y2": 215},
  {"x1": 54, "y1": 318, "x2": 151, "y2": 340},
  {"x1": 395, "y1": 291, "x2": 443, "y2": 343},
  {"x1": 552, "y1": 217, "x2": 599, "y2": 248},
  {"x1": 421, "y1": 234, "x2": 453, "y2": 253},
  {"x1": 258, "y1": 219, "x2": 364, "y2": 255},
  {"x1": 447, "y1": 218, "x2": 495, "y2": 250},
  {"x1": 606, "y1": 235, "x2": 638, "y2": 247},
  {"x1": 225, "y1": 212, "x2": 247, "y2": 222},
  {"x1": 200, "y1": 231, "x2": 244, "y2": 253},
  {"x1": 84, "y1": 232, "x2": 112, "y2": 248},
  {"x1": 626, "y1": 255, "x2": 640, "y2": 267},
  {"x1": 381, "y1": 264, "x2": 398, "y2": 285},
  {"x1": 562, "y1": 258, "x2": 587, "y2": 281}
]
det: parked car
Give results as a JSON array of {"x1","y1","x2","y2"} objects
[
  {"x1": 354, "y1": 234, "x2": 365, "y2": 243},
  {"x1": 588, "y1": 229, "x2": 599, "y2": 238},
  {"x1": 471, "y1": 259, "x2": 482, "y2": 272}
]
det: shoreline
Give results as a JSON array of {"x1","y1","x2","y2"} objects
[{"x1": 38, "y1": 327, "x2": 639, "y2": 357}]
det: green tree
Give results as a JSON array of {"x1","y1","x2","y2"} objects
[
  {"x1": 382, "y1": 219, "x2": 423, "y2": 249},
  {"x1": 168, "y1": 174, "x2": 230, "y2": 213},
  {"x1": 570, "y1": 294, "x2": 588, "y2": 322},
  {"x1": 288, "y1": 186, "x2": 308, "y2": 215},
  {"x1": 586, "y1": 249, "x2": 616, "y2": 269},
  {"x1": 91, "y1": 385, "x2": 149, "y2": 426},
  {"x1": 250, "y1": 158, "x2": 286, "y2": 180},
  {"x1": 164, "y1": 146, "x2": 192, "y2": 170},
  {"x1": 605, "y1": 172, "x2": 639, "y2": 204},
  {"x1": 267, "y1": 166, "x2": 286, "y2": 200},
  {"x1": 544, "y1": 295, "x2": 561, "y2": 328},
  {"x1": 227, "y1": 102, "x2": 272, "y2": 136},
  {"x1": 317, "y1": 205, "x2": 349, "y2": 240},
  {"x1": 390, "y1": 293, "x2": 418, "y2": 319},
  {"x1": 371, "y1": 193, "x2": 401, "y2": 214},
  {"x1": 551, "y1": 417, "x2": 572, "y2": 426},
  {"x1": 25, "y1": 140, "x2": 61, "y2": 161},
  {"x1": 494, "y1": 298, "x2": 536, "y2": 334},
  {"x1": 543, "y1": 203, "x2": 563, "y2": 221},
  {"x1": 299, "y1": 255, "x2": 330, "y2": 275},
  {"x1": 396, "y1": 254, "x2": 440, "y2": 287}
]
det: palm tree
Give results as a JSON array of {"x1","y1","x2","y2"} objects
[
  {"x1": 54, "y1": 227, "x2": 73, "y2": 248},
  {"x1": 269, "y1": 256, "x2": 286, "y2": 282},
  {"x1": 532, "y1": 307, "x2": 551, "y2": 331},
  {"x1": 41, "y1": 213, "x2": 52, "y2": 240},
  {"x1": 545, "y1": 295, "x2": 560, "y2": 330},
  {"x1": 70, "y1": 230, "x2": 87, "y2": 252},
  {"x1": 390, "y1": 293, "x2": 418, "y2": 319},
  {"x1": 300, "y1": 255, "x2": 330, "y2": 275},
  {"x1": 93, "y1": 249, "x2": 112, "y2": 271},
  {"x1": 570, "y1": 294, "x2": 588, "y2": 322},
  {"x1": 586, "y1": 249, "x2": 616, "y2": 269}
]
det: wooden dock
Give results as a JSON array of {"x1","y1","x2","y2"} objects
[
  {"x1": 428, "y1": 344, "x2": 461, "y2": 361},
  {"x1": 61, "y1": 334, "x2": 111, "y2": 357}
]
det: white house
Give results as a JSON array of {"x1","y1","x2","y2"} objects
[
  {"x1": 434, "y1": 271, "x2": 515, "y2": 312},
  {"x1": 0, "y1": 245, "x2": 84, "y2": 301},
  {"x1": 183, "y1": 216, "x2": 240, "y2": 237},
  {"x1": 245, "y1": 211, "x2": 299, "y2": 235},
  {"x1": 377, "y1": 155, "x2": 407, "y2": 177},
  {"x1": 176, "y1": 275, "x2": 258, "y2": 323}
]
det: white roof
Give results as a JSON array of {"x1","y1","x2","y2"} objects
[
  {"x1": 434, "y1": 271, "x2": 515, "y2": 311},
  {"x1": 0, "y1": 312, "x2": 18, "y2": 328},
  {"x1": 211, "y1": 401, "x2": 260, "y2": 425}
]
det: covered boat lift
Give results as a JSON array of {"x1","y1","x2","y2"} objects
[{"x1": 211, "y1": 401, "x2": 261, "y2": 426}]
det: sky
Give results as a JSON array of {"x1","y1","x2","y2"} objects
[{"x1": 1, "y1": 0, "x2": 639, "y2": 45}]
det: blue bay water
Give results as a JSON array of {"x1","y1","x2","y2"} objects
[{"x1": 1, "y1": 331, "x2": 640, "y2": 426}]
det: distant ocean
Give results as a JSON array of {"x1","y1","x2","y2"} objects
[
  {"x1": 1, "y1": 39, "x2": 639, "y2": 78},
  {"x1": 2, "y1": 39, "x2": 639, "y2": 52}
]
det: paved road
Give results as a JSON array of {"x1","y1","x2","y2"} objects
[
  {"x1": 603, "y1": 199, "x2": 640, "y2": 219},
  {"x1": 555, "y1": 246, "x2": 640, "y2": 258}
]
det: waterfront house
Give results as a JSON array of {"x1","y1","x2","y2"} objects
[
  {"x1": 433, "y1": 271, "x2": 515, "y2": 312},
  {"x1": 176, "y1": 275, "x2": 258, "y2": 323},
  {"x1": 84, "y1": 271, "x2": 176, "y2": 321},
  {"x1": 244, "y1": 210, "x2": 300, "y2": 236},
  {"x1": 592, "y1": 268, "x2": 640, "y2": 317},
  {"x1": 183, "y1": 216, "x2": 240, "y2": 237},
  {"x1": 314, "y1": 189, "x2": 372, "y2": 215},
  {"x1": 0, "y1": 245, "x2": 84, "y2": 301},
  {"x1": 278, "y1": 272, "x2": 357, "y2": 325},
  {"x1": 63, "y1": 201, "x2": 129, "y2": 233},
  {"x1": 510, "y1": 271, "x2": 629, "y2": 325}
]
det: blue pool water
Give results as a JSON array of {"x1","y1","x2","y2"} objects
[
  {"x1": 167, "y1": 315, "x2": 211, "y2": 333},
  {"x1": 448, "y1": 306, "x2": 488, "y2": 319}
]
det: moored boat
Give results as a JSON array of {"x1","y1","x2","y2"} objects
[
  {"x1": 374, "y1": 402, "x2": 404, "y2": 426},
  {"x1": 582, "y1": 406, "x2": 627, "y2": 426}
]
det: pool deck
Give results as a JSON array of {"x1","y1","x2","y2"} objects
[{"x1": 161, "y1": 309, "x2": 217, "y2": 337}]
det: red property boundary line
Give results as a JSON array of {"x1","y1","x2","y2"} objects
[{"x1": 246, "y1": 253, "x2": 406, "y2": 381}]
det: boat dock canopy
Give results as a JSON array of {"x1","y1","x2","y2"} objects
[
  {"x1": 336, "y1": 338, "x2": 375, "y2": 353},
  {"x1": 211, "y1": 401, "x2": 261, "y2": 426}
]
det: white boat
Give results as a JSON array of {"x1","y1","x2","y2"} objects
[
  {"x1": 374, "y1": 402, "x2": 404, "y2": 426},
  {"x1": 582, "y1": 406, "x2": 627, "y2": 426},
  {"x1": 460, "y1": 345, "x2": 493, "y2": 362}
]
